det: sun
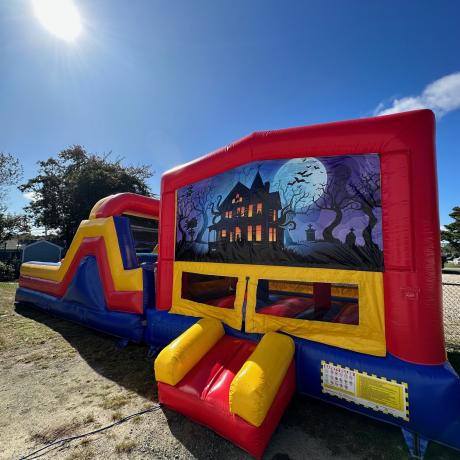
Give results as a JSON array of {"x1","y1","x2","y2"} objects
[{"x1": 33, "y1": 0, "x2": 82, "y2": 42}]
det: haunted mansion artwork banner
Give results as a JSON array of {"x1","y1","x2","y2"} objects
[{"x1": 175, "y1": 154, "x2": 384, "y2": 271}]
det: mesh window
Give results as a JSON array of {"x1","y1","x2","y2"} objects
[
  {"x1": 124, "y1": 215, "x2": 158, "y2": 252},
  {"x1": 255, "y1": 279, "x2": 359, "y2": 325},
  {"x1": 182, "y1": 272, "x2": 238, "y2": 309}
]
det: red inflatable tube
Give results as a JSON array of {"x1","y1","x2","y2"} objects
[
  {"x1": 157, "y1": 110, "x2": 444, "y2": 365},
  {"x1": 94, "y1": 193, "x2": 160, "y2": 219},
  {"x1": 19, "y1": 237, "x2": 143, "y2": 314}
]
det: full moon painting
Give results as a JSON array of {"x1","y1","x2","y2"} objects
[
  {"x1": 175, "y1": 153, "x2": 383, "y2": 271},
  {"x1": 273, "y1": 157, "x2": 327, "y2": 206}
]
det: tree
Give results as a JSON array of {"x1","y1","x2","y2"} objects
[
  {"x1": 0, "y1": 152, "x2": 29, "y2": 245},
  {"x1": 192, "y1": 183, "x2": 215, "y2": 243},
  {"x1": 176, "y1": 185, "x2": 194, "y2": 246},
  {"x1": 314, "y1": 164, "x2": 354, "y2": 242},
  {"x1": 0, "y1": 214, "x2": 29, "y2": 246},
  {"x1": 442, "y1": 206, "x2": 460, "y2": 256},
  {"x1": 20, "y1": 146, "x2": 153, "y2": 244},
  {"x1": 0, "y1": 152, "x2": 22, "y2": 206},
  {"x1": 275, "y1": 179, "x2": 314, "y2": 244},
  {"x1": 348, "y1": 170, "x2": 382, "y2": 248},
  {"x1": 185, "y1": 216, "x2": 198, "y2": 240}
]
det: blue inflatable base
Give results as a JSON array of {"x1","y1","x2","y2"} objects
[
  {"x1": 16, "y1": 287, "x2": 144, "y2": 342},
  {"x1": 15, "y1": 255, "x2": 151, "y2": 343}
]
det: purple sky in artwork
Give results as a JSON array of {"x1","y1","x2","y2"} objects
[{"x1": 176, "y1": 154, "x2": 382, "y2": 250}]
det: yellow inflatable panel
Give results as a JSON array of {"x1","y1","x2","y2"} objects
[
  {"x1": 170, "y1": 261, "x2": 247, "y2": 330},
  {"x1": 20, "y1": 217, "x2": 143, "y2": 292},
  {"x1": 154, "y1": 318, "x2": 224, "y2": 386},
  {"x1": 170, "y1": 261, "x2": 385, "y2": 357},
  {"x1": 229, "y1": 332, "x2": 295, "y2": 427},
  {"x1": 245, "y1": 265, "x2": 386, "y2": 357}
]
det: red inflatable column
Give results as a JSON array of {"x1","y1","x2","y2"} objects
[{"x1": 382, "y1": 110, "x2": 445, "y2": 364}]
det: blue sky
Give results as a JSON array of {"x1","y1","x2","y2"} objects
[{"x1": 1, "y1": 0, "x2": 459, "y2": 225}]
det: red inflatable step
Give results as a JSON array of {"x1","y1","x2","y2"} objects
[{"x1": 158, "y1": 335, "x2": 296, "y2": 458}]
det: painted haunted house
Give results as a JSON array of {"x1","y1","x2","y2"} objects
[{"x1": 208, "y1": 171, "x2": 284, "y2": 254}]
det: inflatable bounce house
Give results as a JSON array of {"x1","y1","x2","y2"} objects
[{"x1": 16, "y1": 110, "x2": 460, "y2": 458}]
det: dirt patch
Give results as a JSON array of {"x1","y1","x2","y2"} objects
[{"x1": 1, "y1": 283, "x2": 459, "y2": 460}]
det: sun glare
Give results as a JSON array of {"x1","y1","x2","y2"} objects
[{"x1": 33, "y1": 0, "x2": 82, "y2": 42}]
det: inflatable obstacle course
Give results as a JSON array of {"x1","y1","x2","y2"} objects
[
  {"x1": 16, "y1": 193, "x2": 159, "y2": 341},
  {"x1": 17, "y1": 110, "x2": 460, "y2": 458}
]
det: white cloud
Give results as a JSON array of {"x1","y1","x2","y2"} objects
[
  {"x1": 374, "y1": 72, "x2": 460, "y2": 118},
  {"x1": 23, "y1": 191, "x2": 39, "y2": 201}
]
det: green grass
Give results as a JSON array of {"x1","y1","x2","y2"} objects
[
  {"x1": 0, "y1": 281, "x2": 18, "y2": 289},
  {"x1": 444, "y1": 262, "x2": 460, "y2": 269}
]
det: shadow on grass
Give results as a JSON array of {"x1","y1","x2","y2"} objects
[
  {"x1": 14, "y1": 302, "x2": 157, "y2": 401},
  {"x1": 284, "y1": 392, "x2": 460, "y2": 460},
  {"x1": 162, "y1": 407, "x2": 252, "y2": 460}
]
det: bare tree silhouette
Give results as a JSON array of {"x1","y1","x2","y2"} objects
[
  {"x1": 210, "y1": 194, "x2": 223, "y2": 225},
  {"x1": 185, "y1": 216, "x2": 198, "y2": 241},
  {"x1": 348, "y1": 170, "x2": 381, "y2": 247},
  {"x1": 192, "y1": 184, "x2": 215, "y2": 243},
  {"x1": 177, "y1": 185, "x2": 195, "y2": 246},
  {"x1": 314, "y1": 164, "x2": 354, "y2": 243},
  {"x1": 275, "y1": 180, "x2": 315, "y2": 245}
]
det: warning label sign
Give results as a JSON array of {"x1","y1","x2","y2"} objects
[{"x1": 321, "y1": 361, "x2": 408, "y2": 420}]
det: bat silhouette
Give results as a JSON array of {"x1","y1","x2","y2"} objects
[
  {"x1": 297, "y1": 171, "x2": 313, "y2": 178},
  {"x1": 314, "y1": 165, "x2": 321, "y2": 169},
  {"x1": 288, "y1": 177, "x2": 307, "y2": 185}
]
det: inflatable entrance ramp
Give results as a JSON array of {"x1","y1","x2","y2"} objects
[
  {"x1": 155, "y1": 318, "x2": 295, "y2": 459},
  {"x1": 16, "y1": 193, "x2": 159, "y2": 342}
]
